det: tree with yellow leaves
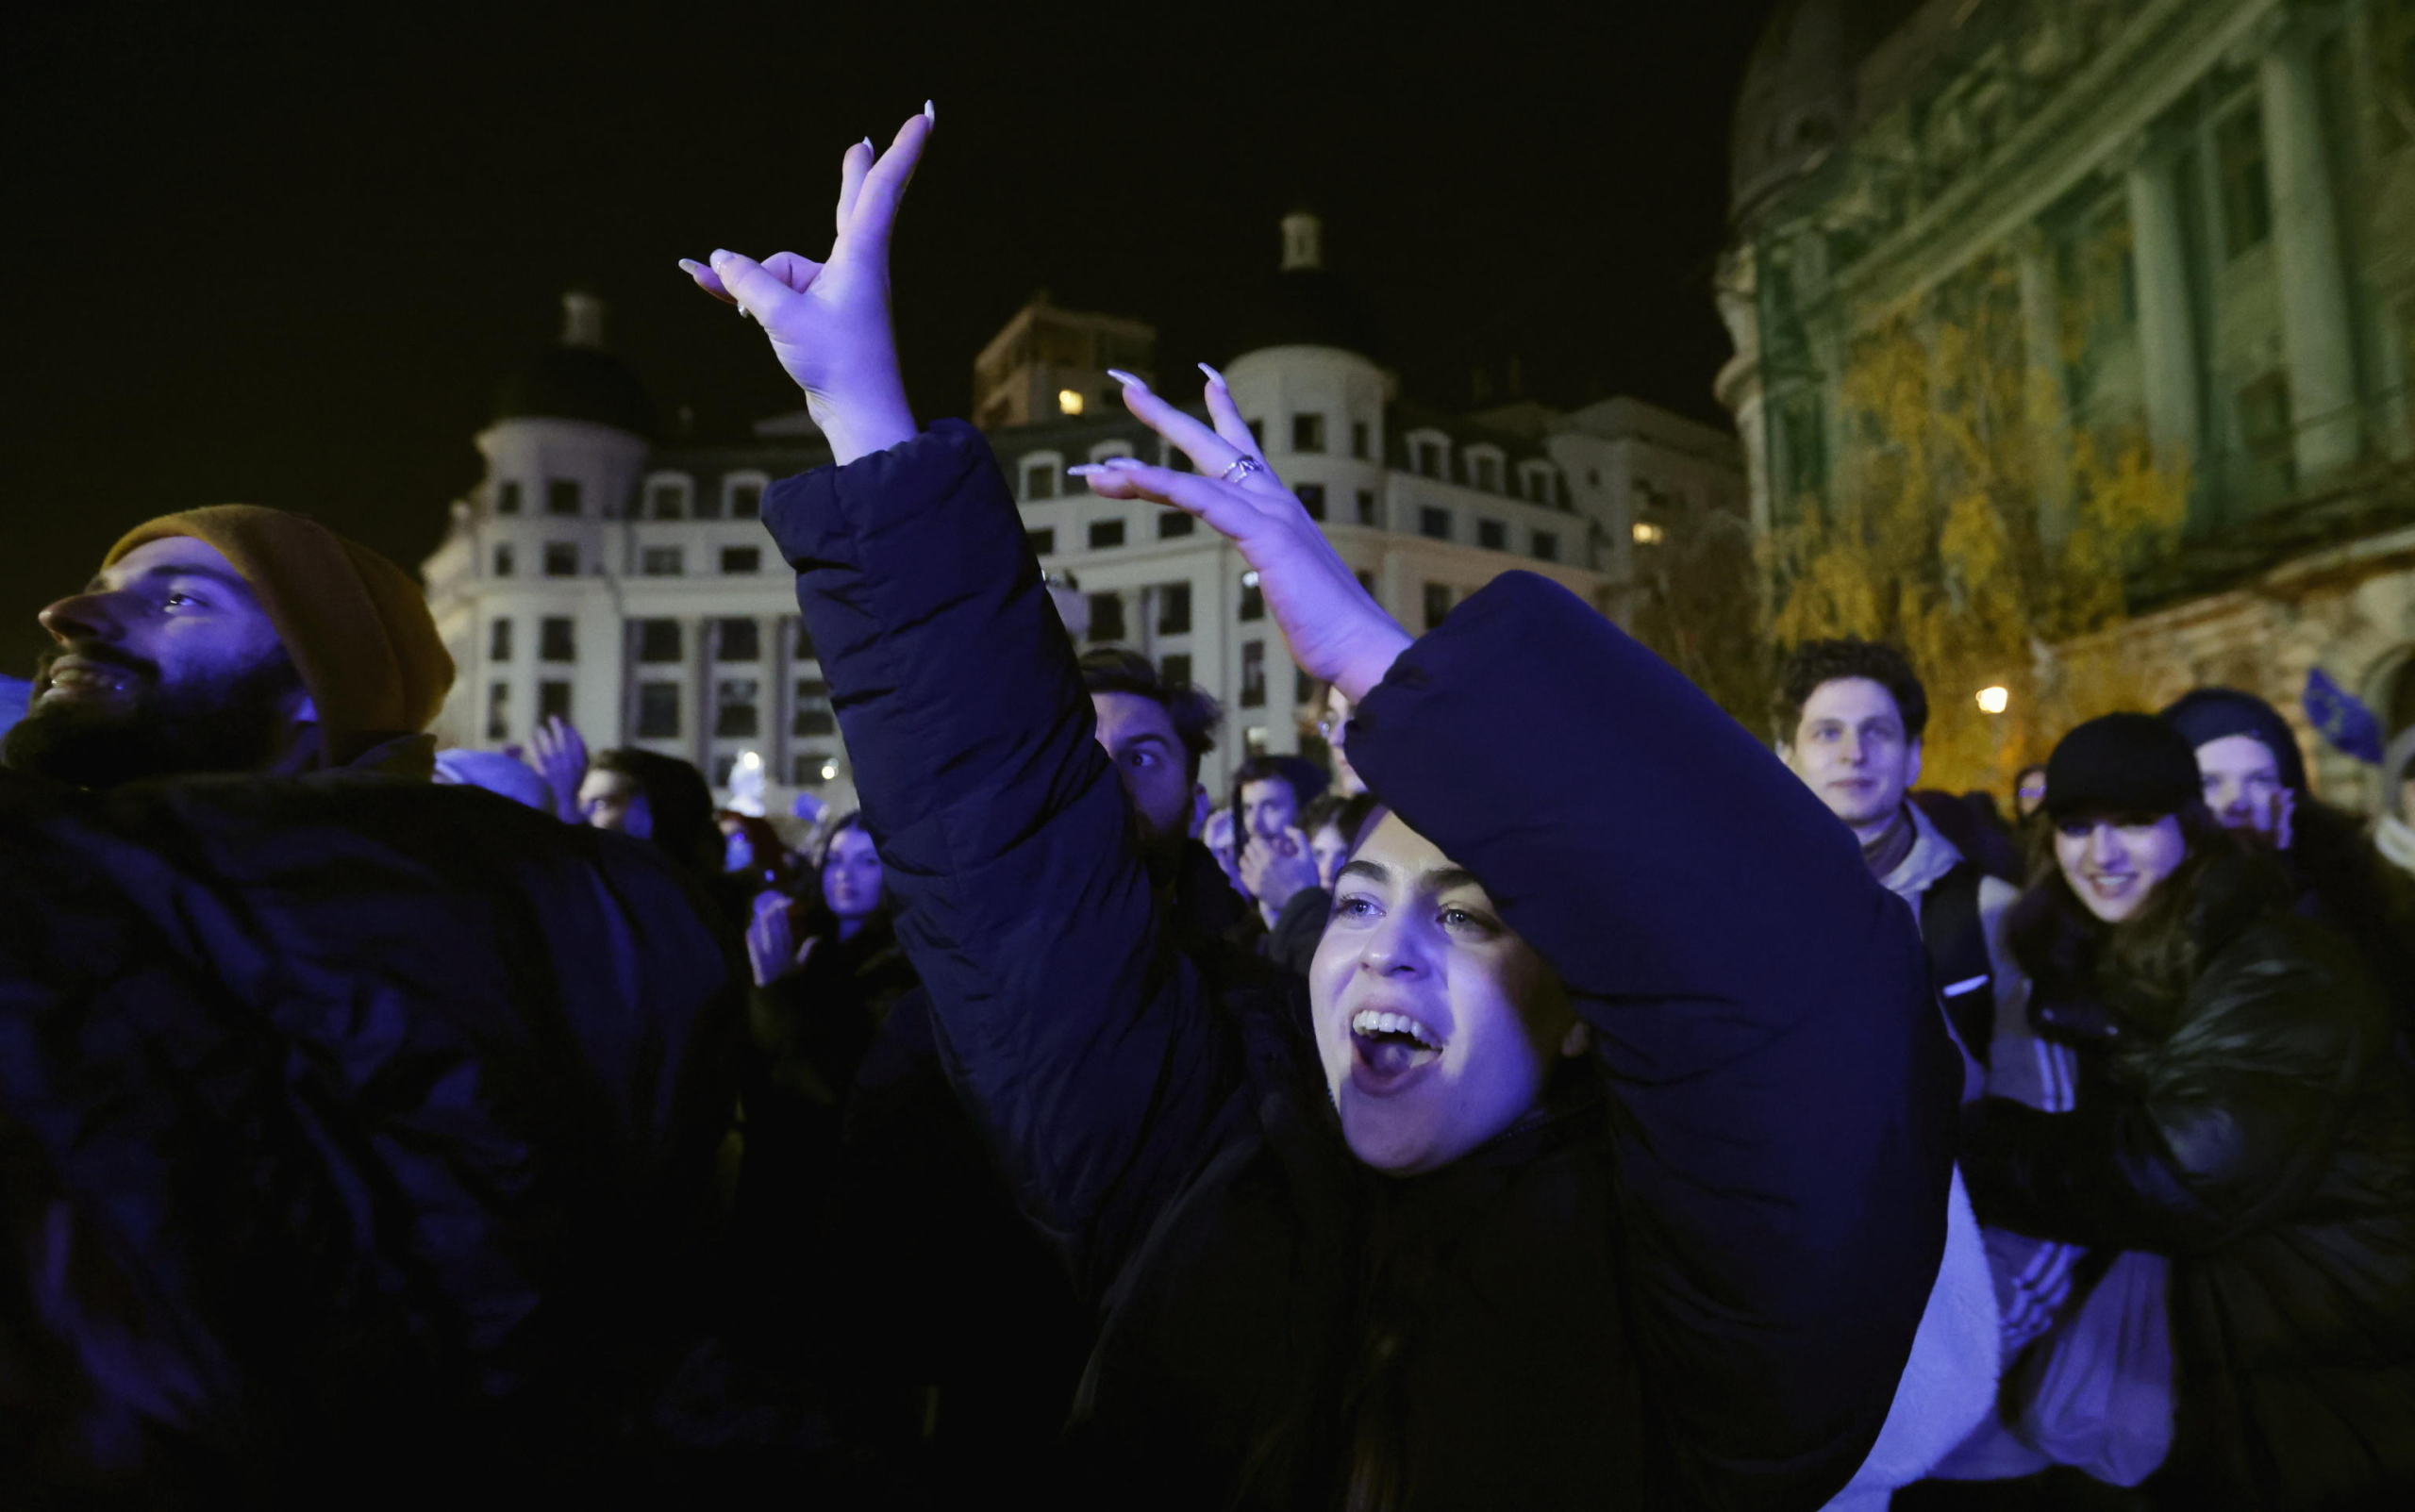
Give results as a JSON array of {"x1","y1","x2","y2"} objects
[{"x1": 1765, "y1": 250, "x2": 2190, "y2": 792}]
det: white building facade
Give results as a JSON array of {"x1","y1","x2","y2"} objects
[{"x1": 425, "y1": 223, "x2": 1744, "y2": 806}]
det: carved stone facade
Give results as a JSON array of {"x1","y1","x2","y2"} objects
[{"x1": 1721, "y1": 0, "x2": 2415, "y2": 806}]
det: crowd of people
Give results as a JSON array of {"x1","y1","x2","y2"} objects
[{"x1": 6, "y1": 104, "x2": 2414, "y2": 1509}]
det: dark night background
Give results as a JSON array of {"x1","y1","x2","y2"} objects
[{"x1": 0, "y1": 0, "x2": 1780, "y2": 669}]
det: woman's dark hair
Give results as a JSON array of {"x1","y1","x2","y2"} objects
[
  {"x1": 2005, "y1": 802, "x2": 2240, "y2": 1018},
  {"x1": 1078, "y1": 646, "x2": 1222, "y2": 781},
  {"x1": 1772, "y1": 638, "x2": 1929, "y2": 744},
  {"x1": 1229, "y1": 756, "x2": 1328, "y2": 833},
  {"x1": 809, "y1": 809, "x2": 891, "y2": 915},
  {"x1": 1303, "y1": 791, "x2": 1382, "y2": 852}
]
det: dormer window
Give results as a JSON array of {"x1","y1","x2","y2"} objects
[
  {"x1": 1522, "y1": 463, "x2": 1557, "y2": 505},
  {"x1": 1022, "y1": 452, "x2": 1064, "y2": 501},
  {"x1": 645, "y1": 474, "x2": 692, "y2": 520},
  {"x1": 1466, "y1": 446, "x2": 1504, "y2": 494},
  {"x1": 546, "y1": 479, "x2": 582, "y2": 517},
  {"x1": 1406, "y1": 429, "x2": 1450, "y2": 480},
  {"x1": 724, "y1": 472, "x2": 769, "y2": 520},
  {"x1": 1291, "y1": 414, "x2": 1326, "y2": 454},
  {"x1": 495, "y1": 480, "x2": 523, "y2": 515}
]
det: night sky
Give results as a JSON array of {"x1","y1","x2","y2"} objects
[{"x1": 2, "y1": 0, "x2": 1780, "y2": 668}]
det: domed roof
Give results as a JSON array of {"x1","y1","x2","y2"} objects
[
  {"x1": 1730, "y1": 0, "x2": 1928, "y2": 224},
  {"x1": 1229, "y1": 212, "x2": 1383, "y2": 361},
  {"x1": 492, "y1": 290, "x2": 655, "y2": 437}
]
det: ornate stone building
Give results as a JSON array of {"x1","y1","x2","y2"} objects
[{"x1": 1720, "y1": 0, "x2": 2415, "y2": 805}]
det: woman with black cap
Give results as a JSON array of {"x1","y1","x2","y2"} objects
[{"x1": 1959, "y1": 712, "x2": 2415, "y2": 1508}]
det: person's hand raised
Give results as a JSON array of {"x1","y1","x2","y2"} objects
[
  {"x1": 528, "y1": 714, "x2": 589, "y2": 825},
  {"x1": 1073, "y1": 369, "x2": 1412, "y2": 702},
  {"x1": 680, "y1": 104, "x2": 934, "y2": 465},
  {"x1": 746, "y1": 890, "x2": 819, "y2": 989}
]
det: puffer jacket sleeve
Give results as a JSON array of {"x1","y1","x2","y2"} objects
[
  {"x1": 1960, "y1": 915, "x2": 2389, "y2": 1254},
  {"x1": 760, "y1": 423, "x2": 1241, "y2": 1289},
  {"x1": 1346, "y1": 573, "x2": 1960, "y2": 1512}
]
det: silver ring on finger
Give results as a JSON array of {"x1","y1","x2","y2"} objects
[{"x1": 1221, "y1": 456, "x2": 1266, "y2": 484}]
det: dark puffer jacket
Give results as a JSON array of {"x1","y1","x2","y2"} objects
[
  {"x1": 763, "y1": 422, "x2": 1959, "y2": 1510},
  {"x1": 0, "y1": 773, "x2": 741, "y2": 1506},
  {"x1": 1960, "y1": 856, "x2": 2415, "y2": 1508}
]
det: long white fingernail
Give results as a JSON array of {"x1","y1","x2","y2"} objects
[
  {"x1": 1066, "y1": 464, "x2": 1105, "y2": 476},
  {"x1": 1106, "y1": 368, "x2": 1149, "y2": 392},
  {"x1": 924, "y1": 100, "x2": 936, "y2": 124},
  {"x1": 1197, "y1": 362, "x2": 1228, "y2": 389},
  {"x1": 1102, "y1": 456, "x2": 1145, "y2": 469},
  {"x1": 861, "y1": 136, "x2": 874, "y2": 155}
]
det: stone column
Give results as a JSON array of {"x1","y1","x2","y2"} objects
[
  {"x1": 2123, "y1": 136, "x2": 2203, "y2": 471},
  {"x1": 2013, "y1": 225, "x2": 2075, "y2": 539},
  {"x1": 2259, "y1": 20, "x2": 2364, "y2": 477}
]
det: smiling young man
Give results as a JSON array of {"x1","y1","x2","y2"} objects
[{"x1": 1777, "y1": 640, "x2": 2013, "y2": 1068}]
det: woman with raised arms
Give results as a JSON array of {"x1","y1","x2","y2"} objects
[{"x1": 684, "y1": 106, "x2": 1963, "y2": 1509}]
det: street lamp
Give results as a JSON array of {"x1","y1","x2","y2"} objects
[{"x1": 1975, "y1": 686, "x2": 2010, "y2": 715}]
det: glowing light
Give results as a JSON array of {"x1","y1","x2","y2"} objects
[
  {"x1": 1975, "y1": 686, "x2": 2010, "y2": 714},
  {"x1": 1058, "y1": 390, "x2": 1085, "y2": 415},
  {"x1": 1632, "y1": 521, "x2": 1665, "y2": 544},
  {"x1": 820, "y1": 759, "x2": 839, "y2": 782},
  {"x1": 1241, "y1": 570, "x2": 1261, "y2": 589}
]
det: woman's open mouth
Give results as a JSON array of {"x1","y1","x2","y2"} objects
[{"x1": 1349, "y1": 1008, "x2": 1442, "y2": 1094}]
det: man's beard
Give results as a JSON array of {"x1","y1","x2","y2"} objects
[{"x1": 2, "y1": 643, "x2": 306, "y2": 789}]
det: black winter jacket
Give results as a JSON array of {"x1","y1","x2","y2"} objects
[
  {"x1": 0, "y1": 772, "x2": 741, "y2": 1505},
  {"x1": 763, "y1": 422, "x2": 1958, "y2": 1510},
  {"x1": 1961, "y1": 857, "x2": 2415, "y2": 1508}
]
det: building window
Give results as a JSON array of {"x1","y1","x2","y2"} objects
[
  {"x1": 1356, "y1": 569, "x2": 1376, "y2": 594},
  {"x1": 1419, "y1": 507, "x2": 1451, "y2": 540},
  {"x1": 2217, "y1": 103, "x2": 2271, "y2": 258},
  {"x1": 1473, "y1": 455, "x2": 1499, "y2": 492},
  {"x1": 1477, "y1": 519, "x2": 1507, "y2": 551},
  {"x1": 1089, "y1": 518, "x2": 1125, "y2": 549},
  {"x1": 542, "y1": 542, "x2": 578, "y2": 577},
  {"x1": 1088, "y1": 591, "x2": 1127, "y2": 642},
  {"x1": 727, "y1": 480, "x2": 764, "y2": 519},
  {"x1": 539, "y1": 617, "x2": 575, "y2": 662},
  {"x1": 717, "y1": 618, "x2": 761, "y2": 661},
  {"x1": 1532, "y1": 530, "x2": 1559, "y2": 563},
  {"x1": 1024, "y1": 461, "x2": 1059, "y2": 500},
  {"x1": 1027, "y1": 526, "x2": 1057, "y2": 555},
  {"x1": 721, "y1": 546, "x2": 762, "y2": 574},
  {"x1": 1161, "y1": 653, "x2": 1192, "y2": 687},
  {"x1": 1157, "y1": 581, "x2": 1191, "y2": 635},
  {"x1": 637, "y1": 619, "x2": 683, "y2": 662},
  {"x1": 1356, "y1": 490, "x2": 1377, "y2": 525},
  {"x1": 485, "y1": 681, "x2": 509, "y2": 739},
  {"x1": 1524, "y1": 467, "x2": 1555, "y2": 503},
  {"x1": 538, "y1": 680, "x2": 573, "y2": 723},
  {"x1": 1423, "y1": 583, "x2": 1452, "y2": 630},
  {"x1": 489, "y1": 618, "x2": 513, "y2": 662},
  {"x1": 491, "y1": 542, "x2": 515, "y2": 577},
  {"x1": 1291, "y1": 413, "x2": 1327, "y2": 453},
  {"x1": 636, "y1": 682, "x2": 681, "y2": 739},
  {"x1": 792, "y1": 678, "x2": 836, "y2": 737},
  {"x1": 1416, "y1": 440, "x2": 1443, "y2": 478},
  {"x1": 641, "y1": 546, "x2": 684, "y2": 576},
  {"x1": 1239, "y1": 572, "x2": 1265, "y2": 622},
  {"x1": 1296, "y1": 483, "x2": 1326, "y2": 520},
  {"x1": 714, "y1": 680, "x2": 760, "y2": 738},
  {"x1": 646, "y1": 480, "x2": 687, "y2": 519},
  {"x1": 792, "y1": 752, "x2": 836, "y2": 787},
  {"x1": 1351, "y1": 421, "x2": 1371, "y2": 459},
  {"x1": 495, "y1": 480, "x2": 523, "y2": 515},
  {"x1": 1158, "y1": 510, "x2": 1194, "y2": 539},
  {"x1": 1240, "y1": 640, "x2": 1267, "y2": 707},
  {"x1": 546, "y1": 479, "x2": 582, "y2": 516}
]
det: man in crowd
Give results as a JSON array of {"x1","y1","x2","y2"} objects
[
  {"x1": 1775, "y1": 639, "x2": 2012, "y2": 1066},
  {"x1": 2163, "y1": 687, "x2": 2415, "y2": 1038},
  {"x1": 1, "y1": 506, "x2": 741, "y2": 1499},
  {"x1": 1225, "y1": 754, "x2": 1329, "y2": 973}
]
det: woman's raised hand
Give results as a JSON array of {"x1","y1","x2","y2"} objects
[
  {"x1": 679, "y1": 104, "x2": 933, "y2": 465},
  {"x1": 1074, "y1": 369, "x2": 1412, "y2": 702}
]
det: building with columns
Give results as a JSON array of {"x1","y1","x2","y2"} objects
[
  {"x1": 423, "y1": 218, "x2": 1742, "y2": 807},
  {"x1": 1721, "y1": 0, "x2": 2415, "y2": 804}
]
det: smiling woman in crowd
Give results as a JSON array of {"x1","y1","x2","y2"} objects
[{"x1": 1959, "y1": 713, "x2": 2415, "y2": 1509}]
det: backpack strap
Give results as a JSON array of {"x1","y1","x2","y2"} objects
[{"x1": 1922, "y1": 860, "x2": 1995, "y2": 1070}]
